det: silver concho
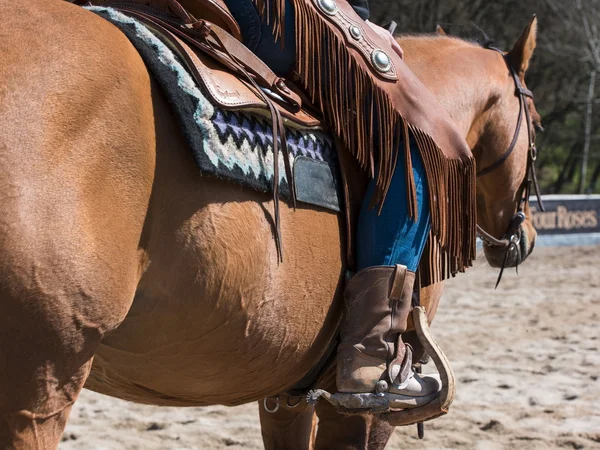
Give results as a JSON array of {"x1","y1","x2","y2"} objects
[
  {"x1": 349, "y1": 25, "x2": 362, "y2": 40},
  {"x1": 371, "y1": 49, "x2": 392, "y2": 73},
  {"x1": 317, "y1": 0, "x2": 337, "y2": 15}
]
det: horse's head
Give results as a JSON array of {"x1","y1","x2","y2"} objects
[
  {"x1": 400, "y1": 22, "x2": 542, "y2": 271},
  {"x1": 469, "y1": 16, "x2": 542, "y2": 269}
]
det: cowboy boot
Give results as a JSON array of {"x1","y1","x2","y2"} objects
[{"x1": 337, "y1": 264, "x2": 440, "y2": 408}]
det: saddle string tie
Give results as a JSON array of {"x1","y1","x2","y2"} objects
[{"x1": 207, "y1": 26, "x2": 295, "y2": 260}]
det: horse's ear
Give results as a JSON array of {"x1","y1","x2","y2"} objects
[
  {"x1": 507, "y1": 15, "x2": 538, "y2": 76},
  {"x1": 436, "y1": 25, "x2": 447, "y2": 36}
]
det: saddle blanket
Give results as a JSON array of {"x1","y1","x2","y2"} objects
[{"x1": 87, "y1": 6, "x2": 342, "y2": 212}]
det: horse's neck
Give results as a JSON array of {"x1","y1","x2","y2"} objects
[{"x1": 399, "y1": 36, "x2": 497, "y2": 145}]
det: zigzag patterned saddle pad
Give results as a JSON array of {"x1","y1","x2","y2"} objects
[{"x1": 88, "y1": 6, "x2": 342, "y2": 212}]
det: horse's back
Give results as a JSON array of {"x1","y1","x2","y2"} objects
[{"x1": 0, "y1": 1, "x2": 156, "y2": 446}]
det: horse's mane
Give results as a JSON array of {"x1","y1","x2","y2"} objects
[
  {"x1": 398, "y1": 20, "x2": 495, "y2": 46},
  {"x1": 396, "y1": 22, "x2": 496, "y2": 50},
  {"x1": 396, "y1": 33, "x2": 485, "y2": 49}
]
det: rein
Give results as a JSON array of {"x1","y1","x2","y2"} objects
[{"x1": 475, "y1": 47, "x2": 545, "y2": 287}]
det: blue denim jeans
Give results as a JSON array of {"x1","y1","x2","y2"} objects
[
  {"x1": 224, "y1": 0, "x2": 431, "y2": 271},
  {"x1": 356, "y1": 142, "x2": 430, "y2": 271},
  {"x1": 224, "y1": 0, "x2": 296, "y2": 76}
]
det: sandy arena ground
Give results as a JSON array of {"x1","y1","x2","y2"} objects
[{"x1": 60, "y1": 245, "x2": 600, "y2": 450}]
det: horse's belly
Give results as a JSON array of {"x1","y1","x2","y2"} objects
[
  {"x1": 87, "y1": 271, "x2": 341, "y2": 406},
  {"x1": 86, "y1": 196, "x2": 344, "y2": 406}
]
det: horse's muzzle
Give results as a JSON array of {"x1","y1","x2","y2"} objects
[{"x1": 483, "y1": 225, "x2": 536, "y2": 269}]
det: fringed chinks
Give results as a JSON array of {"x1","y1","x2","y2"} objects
[{"x1": 252, "y1": 0, "x2": 477, "y2": 285}]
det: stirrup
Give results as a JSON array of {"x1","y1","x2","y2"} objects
[{"x1": 307, "y1": 307, "x2": 455, "y2": 425}]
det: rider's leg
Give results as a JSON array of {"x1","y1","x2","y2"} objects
[
  {"x1": 335, "y1": 139, "x2": 440, "y2": 405},
  {"x1": 356, "y1": 141, "x2": 430, "y2": 273},
  {"x1": 224, "y1": 0, "x2": 440, "y2": 405}
]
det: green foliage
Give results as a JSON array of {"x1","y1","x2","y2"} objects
[{"x1": 369, "y1": 0, "x2": 600, "y2": 193}]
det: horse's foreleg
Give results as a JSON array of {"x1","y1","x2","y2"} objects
[
  {"x1": 365, "y1": 416, "x2": 396, "y2": 450},
  {"x1": 314, "y1": 401, "x2": 394, "y2": 450},
  {"x1": 259, "y1": 396, "x2": 317, "y2": 450},
  {"x1": 0, "y1": 1, "x2": 156, "y2": 447},
  {"x1": 311, "y1": 367, "x2": 395, "y2": 450}
]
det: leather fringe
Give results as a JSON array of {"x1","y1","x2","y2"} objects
[
  {"x1": 251, "y1": 0, "x2": 476, "y2": 285},
  {"x1": 253, "y1": 0, "x2": 286, "y2": 42}
]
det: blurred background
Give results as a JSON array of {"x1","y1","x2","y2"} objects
[{"x1": 371, "y1": 0, "x2": 600, "y2": 195}]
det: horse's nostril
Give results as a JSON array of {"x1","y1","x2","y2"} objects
[{"x1": 519, "y1": 226, "x2": 536, "y2": 262}]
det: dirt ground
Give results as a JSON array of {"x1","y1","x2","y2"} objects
[{"x1": 60, "y1": 245, "x2": 600, "y2": 450}]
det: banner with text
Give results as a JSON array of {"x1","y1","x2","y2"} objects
[{"x1": 529, "y1": 196, "x2": 600, "y2": 235}]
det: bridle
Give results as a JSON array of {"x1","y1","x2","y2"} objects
[{"x1": 475, "y1": 47, "x2": 545, "y2": 286}]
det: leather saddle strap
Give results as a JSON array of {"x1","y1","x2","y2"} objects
[
  {"x1": 208, "y1": 25, "x2": 301, "y2": 111},
  {"x1": 111, "y1": 2, "x2": 302, "y2": 111},
  {"x1": 184, "y1": 0, "x2": 244, "y2": 41},
  {"x1": 204, "y1": 22, "x2": 299, "y2": 258},
  {"x1": 73, "y1": 0, "x2": 243, "y2": 41}
]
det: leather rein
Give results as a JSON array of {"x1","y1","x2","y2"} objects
[{"x1": 475, "y1": 47, "x2": 545, "y2": 286}]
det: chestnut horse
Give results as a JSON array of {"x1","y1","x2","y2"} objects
[{"x1": 0, "y1": 0, "x2": 539, "y2": 448}]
